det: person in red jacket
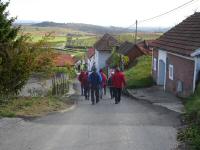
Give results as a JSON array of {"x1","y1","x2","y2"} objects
[
  {"x1": 82, "y1": 71, "x2": 90, "y2": 100},
  {"x1": 112, "y1": 68, "x2": 126, "y2": 104},
  {"x1": 78, "y1": 71, "x2": 85, "y2": 95}
]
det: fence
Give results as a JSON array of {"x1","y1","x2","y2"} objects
[{"x1": 52, "y1": 73, "x2": 69, "y2": 96}]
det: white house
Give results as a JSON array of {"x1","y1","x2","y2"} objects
[
  {"x1": 87, "y1": 48, "x2": 95, "y2": 71},
  {"x1": 151, "y1": 12, "x2": 200, "y2": 97},
  {"x1": 93, "y1": 33, "x2": 119, "y2": 71}
]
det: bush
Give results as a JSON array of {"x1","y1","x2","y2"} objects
[
  {"x1": 178, "y1": 125, "x2": 200, "y2": 150},
  {"x1": 178, "y1": 84, "x2": 200, "y2": 150},
  {"x1": 125, "y1": 55, "x2": 153, "y2": 88}
]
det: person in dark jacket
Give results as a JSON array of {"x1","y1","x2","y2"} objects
[
  {"x1": 112, "y1": 68, "x2": 126, "y2": 104},
  {"x1": 89, "y1": 68, "x2": 102, "y2": 105},
  {"x1": 107, "y1": 72, "x2": 114, "y2": 99}
]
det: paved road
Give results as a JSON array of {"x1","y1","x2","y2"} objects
[{"x1": 0, "y1": 88, "x2": 181, "y2": 150}]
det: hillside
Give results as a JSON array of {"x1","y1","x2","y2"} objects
[{"x1": 32, "y1": 21, "x2": 134, "y2": 34}]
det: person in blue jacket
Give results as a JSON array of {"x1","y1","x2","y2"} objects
[{"x1": 89, "y1": 67, "x2": 102, "y2": 105}]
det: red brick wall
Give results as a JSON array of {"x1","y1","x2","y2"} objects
[
  {"x1": 166, "y1": 53, "x2": 194, "y2": 97},
  {"x1": 152, "y1": 49, "x2": 158, "y2": 82}
]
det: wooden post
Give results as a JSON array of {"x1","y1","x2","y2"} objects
[{"x1": 135, "y1": 20, "x2": 138, "y2": 44}]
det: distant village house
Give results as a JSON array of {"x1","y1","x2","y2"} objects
[
  {"x1": 93, "y1": 33, "x2": 119, "y2": 71},
  {"x1": 53, "y1": 53, "x2": 78, "y2": 67},
  {"x1": 106, "y1": 40, "x2": 152, "y2": 69}
]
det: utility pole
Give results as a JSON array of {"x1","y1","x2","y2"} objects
[{"x1": 135, "y1": 20, "x2": 138, "y2": 44}]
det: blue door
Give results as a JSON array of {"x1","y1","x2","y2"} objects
[{"x1": 158, "y1": 60, "x2": 165, "y2": 85}]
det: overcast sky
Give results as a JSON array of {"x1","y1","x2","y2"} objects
[{"x1": 6, "y1": 0, "x2": 200, "y2": 27}]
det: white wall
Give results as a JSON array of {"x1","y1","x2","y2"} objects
[
  {"x1": 158, "y1": 50, "x2": 167, "y2": 64},
  {"x1": 193, "y1": 57, "x2": 200, "y2": 91},
  {"x1": 95, "y1": 49, "x2": 112, "y2": 71},
  {"x1": 87, "y1": 55, "x2": 95, "y2": 71},
  {"x1": 158, "y1": 50, "x2": 167, "y2": 89}
]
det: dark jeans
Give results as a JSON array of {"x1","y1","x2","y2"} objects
[
  {"x1": 81, "y1": 84, "x2": 84, "y2": 95},
  {"x1": 84, "y1": 86, "x2": 90, "y2": 100},
  {"x1": 100, "y1": 86, "x2": 106, "y2": 98},
  {"x1": 109, "y1": 87, "x2": 114, "y2": 98},
  {"x1": 91, "y1": 86, "x2": 99, "y2": 104},
  {"x1": 114, "y1": 88, "x2": 122, "y2": 103}
]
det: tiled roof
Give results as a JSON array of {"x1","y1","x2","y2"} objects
[
  {"x1": 136, "y1": 40, "x2": 153, "y2": 55},
  {"x1": 151, "y1": 12, "x2": 200, "y2": 56},
  {"x1": 94, "y1": 33, "x2": 119, "y2": 51},
  {"x1": 87, "y1": 48, "x2": 95, "y2": 58},
  {"x1": 53, "y1": 54, "x2": 77, "y2": 67},
  {"x1": 118, "y1": 41, "x2": 134, "y2": 54}
]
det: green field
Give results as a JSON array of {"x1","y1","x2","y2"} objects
[
  {"x1": 18, "y1": 26, "x2": 162, "y2": 58},
  {"x1": 20, "y1": 25, "x2": 91, "y2": 36},
  {"x1": 19, "y1": 26, "x2": 161, "y2": 47},
  {"x1": 115, "y1": 32, "x2": 162, "y2": 43},
  {"x1": 54, "y1": 48, "x2": 87, "y2": 60},
  {"x1": 19, "y1": 25, "x2": 97, "y2": 47}
]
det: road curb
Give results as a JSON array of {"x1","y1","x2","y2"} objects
[
  {"x1": 123, "y1": 88, "x2": 183, "y2": 114},
  {"x1": 59, "y1": 104, "x2": 76, "y2": 113},
  {"x1": 123, "y1": 88, "x2": 153, "y2": 105}
]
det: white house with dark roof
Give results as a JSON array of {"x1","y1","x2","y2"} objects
[
  {"x1": 151, "y1": 12, "x2": 200, "y2": 97},
  {"x1": 93, "y1": 33, "x2": 119, "y2": 71}
]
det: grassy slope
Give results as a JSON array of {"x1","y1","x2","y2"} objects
[
  {"x1": 185, "y1": 85, "x2": 200, "y2": 114},
  {"x1": 0, "y1": 97, "x2": 72, "y2": 117},
  {"x1": 125, "y1": 55, "x2": 153, "y2": 89},
  {"x1": 178, "y1": 85, "x2": 200, "y2": 150}
]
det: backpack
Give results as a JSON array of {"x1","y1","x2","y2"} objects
[{"x1": 89, "y1": 72, "x2": 100, "y2": 87}]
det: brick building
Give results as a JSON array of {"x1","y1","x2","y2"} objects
[
  {"x1": 120, "y1": 40, "x2": 152, "y2": 67},
  {"x1": 151, "y1": 12, "x2": 200, "y2": 97},
  {"x1": 106, "y1": 40, "x2": 152, "y2": 68}
]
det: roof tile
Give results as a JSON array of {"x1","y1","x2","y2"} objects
[
  {"x1": 152, "y1": 12, "x2": 200, "y2": 56},
  {"x1": 94, "y1": 33, "x2": 119, "y2": 51}
]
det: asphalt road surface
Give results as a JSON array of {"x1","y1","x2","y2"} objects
[{"x1": 0, "y1": 87, "x2": 181, "y2": 150}]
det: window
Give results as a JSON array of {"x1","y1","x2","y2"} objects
[
  {"x1": 153, "y1": 58, "x2": 157, "y2": 71},
  {"x1": 169, "y1": 64, "x2": 174, "y2": 80}
]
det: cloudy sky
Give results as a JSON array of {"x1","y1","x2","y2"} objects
[{"x1": 6, "y1": 0, "x2": 200, "y2": 27}]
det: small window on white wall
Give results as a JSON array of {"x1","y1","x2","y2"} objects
[
  {"x1": 153, "y1": 58, "x2": 157, "y2": 71},
  {"x1": 169, "y1": 64, "x2": 174, "y2": 80}
]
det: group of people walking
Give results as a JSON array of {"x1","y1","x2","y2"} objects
[{"x1": 78, "y1": 67, "x2": 126, "y2": 105}]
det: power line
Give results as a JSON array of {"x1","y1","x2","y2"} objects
[
  {"x1": 139, "y1": 0, "x2": 198, "y2": 23},
  {"x1": 122, "y1": 0, "x2": 198, "y2": 31}
]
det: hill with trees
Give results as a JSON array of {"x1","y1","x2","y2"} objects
[
  {"x1": 29, "y1": 21, "x2": 169, "y2": 34},
  {"x1": 31, "y1": 21, "x2": 134, "y2": 34}
]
